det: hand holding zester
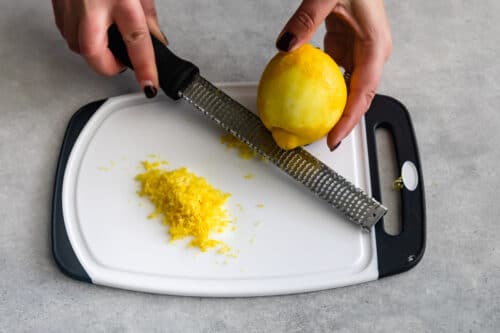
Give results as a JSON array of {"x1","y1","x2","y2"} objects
[{"x1": 51, "y1": 0, "x2": 167, "y2": 98}]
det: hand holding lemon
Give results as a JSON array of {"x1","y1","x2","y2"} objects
[{"x1": 260, "y1": 0, "x2": 392, "y2": 150}]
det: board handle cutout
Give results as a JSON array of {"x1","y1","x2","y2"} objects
[
  {"x1": 375, "y1": 127, "x2": 402, "y2": 236},
  {"x1": 365, "y1": 95, "x2": 426, "y2": 277}
]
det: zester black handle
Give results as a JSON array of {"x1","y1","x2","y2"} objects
[
  {"x1": 365, "y1": 95, "x2": 426, "y2": 277},
  {"x1": 107, "y1": 24, "x2": 199, "y2": 100}
]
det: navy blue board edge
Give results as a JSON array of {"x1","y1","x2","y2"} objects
[
  {"x1": 51, "y1": 95, "x2": 426, "y2": 284},
  {"x1": 51, "y1": 99, "x2": 105, "y2": 283},
  {"x1": 366, "y1": 95, "x2": 426, "y2": 278}
]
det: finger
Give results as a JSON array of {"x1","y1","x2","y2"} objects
[
  {"x1": 276, "y1": 0, "x2": 337, "y2": 52},
  {"x1": 324, "y1": 15, "x2": 354, "y2": 71},
  {"x1": 78, "y1": 10, "x2": 124, "y2": 76},
  {"x1": 114, "y1": 1, "x2": 159, "y2": 97},
  {"x1": 140, "y1": 0, "x2": 168, "y2": 45},
  {"x1": 63, "y1": 2, "x2": 80, "y2": 53},
  {"x1": 51, "y1": 0, "x2": 64, "y2": 33},
  {"x1": 327, "y1": 51, "x2": 384, "y2": 150}
]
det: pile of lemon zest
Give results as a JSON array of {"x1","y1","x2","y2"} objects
[{"x1": 136, "y1": 161, "x2": 232, "y2": 252}]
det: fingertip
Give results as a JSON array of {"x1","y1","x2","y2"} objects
[
  {"x1": 327, "y1": 113, "x2": 356, "y2": 151},
  {"x1": 327, "y1": 130, "x2": 340, "y2": 151},
  {"x1": 276, "y1": 31, "x2": 297, "y2": 52},
  {"x1": 113, "y1": 9, "x2": 159, "y2": 92},
  {"x1": 329, "y1": 141, "x2": 342, "y2": 152},
  {"x1": 278, "y1": 1, "x2": 333, "y2": 52},
  {"x1": 134, "y1": 66, "x2": 159, "y2": 93},
  {"x1": 142, "y1": 81, "x2": 158, "y2": 99}
]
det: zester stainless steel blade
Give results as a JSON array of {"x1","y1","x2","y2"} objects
[{"x1": 179, "y1": 75, "x2": 387, "y2": 229}]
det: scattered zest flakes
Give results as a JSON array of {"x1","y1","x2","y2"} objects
[
  {"x1": 244, "y1": 173, "x2": 254, "y2": 180},
  {"x1": 218, "y1": 245, "x2": 231, "y2": 254},
  {"x1": 220, "y1": 134, "x2": 261, "y2": 160},
  {"x1": 257, "y1": 203, "x2": 264, "y2": 208},
  {"x1": 135, "y1": 159, "x2": 233, "y2": 252}
]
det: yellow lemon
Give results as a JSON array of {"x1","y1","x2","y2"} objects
[{"x1": 257, "y1": 44, "x2": 347, "y2": 150}]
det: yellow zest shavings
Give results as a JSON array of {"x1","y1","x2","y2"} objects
[
  {"x1": 257, "y1": 203, "x2": 264, "y2": 208},
  {"x1": 218, "y1": 245, "x2": 231, "y2": 254},
  {"x1": 244, "y1": 173, "x2": 254, "y2": 180},
  {"x1": 135, "y1": 160, "x2": 232, "y2": 252},
  {"x1": 98, "y1": 160, "x2": 116, "y2": 171},
  {"x1": 220, "y1": 134, "x2": 258, "y2": 160}
]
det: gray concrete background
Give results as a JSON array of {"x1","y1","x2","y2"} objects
[{"x1": 1, "y1": 0, "x2": 499, "y2": 332}]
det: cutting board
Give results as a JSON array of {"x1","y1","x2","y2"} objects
[{"x1": 52, "y1": 83, "x2": 425, "y2": 296}]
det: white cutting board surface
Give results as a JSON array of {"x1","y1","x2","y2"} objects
[{"x1": 62, "y1": 83, "x2": 378, "y2": 296}]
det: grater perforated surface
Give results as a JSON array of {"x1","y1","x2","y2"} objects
[{"x1": 179, "y1": 75, "x2": 387, "y2": 228}]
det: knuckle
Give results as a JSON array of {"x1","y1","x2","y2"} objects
[
  {"x1": 294, "y1": 9, "x2": 316, "y2": 32},
  {"x1": 123, "y1": 29, "x2": 149, "y2": 44},
  {"x1": 364, "y1": 90, "x2": 376, "y2": 107},
  {"x1": 143, "y1": 5, "x2": 158, "y2": 18},
  {"x1": 79, "y1": 41, "x2": 98, "y2": 57},
  {"x1": 384, "y1": 37, "x2": 393, "y2": 59}
]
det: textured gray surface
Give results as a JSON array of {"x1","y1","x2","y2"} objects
[{"x1": 1, "y1": 0, "x2": 499, "y2": 332}]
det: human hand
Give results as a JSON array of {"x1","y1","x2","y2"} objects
[
  {"x1": 276, "y1": 0, "x2": 392, "y2": 150},
  {"x1": 52, "y1": 0, "x2": 168, "y2": 98}
]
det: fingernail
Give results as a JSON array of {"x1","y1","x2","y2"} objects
[
  {"x1": 330, "y1": 141, "x2": 342, "y2": 152},
  {"x1": 143, "y1": 83, "x2": 157, "y2": 99},
  {"x1": 276, "y1": 32, "x2": 296, "y2": 52},
  {"x1": 119, "y1": 67, "x2": 127, "y2": 74}
]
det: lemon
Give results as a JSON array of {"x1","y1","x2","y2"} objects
[{"x1": 257, "y1": 44, "x2": 347, "y2": 150}]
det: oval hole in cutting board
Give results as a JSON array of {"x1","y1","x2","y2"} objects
[{"x1": 375, "y1": 127, "x2": 402, "y2": 235}]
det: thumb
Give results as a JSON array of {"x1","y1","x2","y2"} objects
[{"x1": 276, "y1": 0, "x2": 336, "y2": 52}]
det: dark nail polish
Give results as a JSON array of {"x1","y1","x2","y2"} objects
[
  {"x1": 144, "y1": 85, "x2": 157, "y2": 99},
  {"x1": 276, "y1": 32, "x2": 296, "y2": 52},
  {"x1": 330, "y1": 141, "x2": 342, "y2": 152}
]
